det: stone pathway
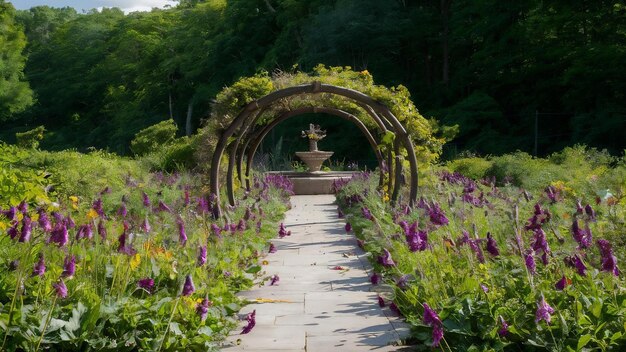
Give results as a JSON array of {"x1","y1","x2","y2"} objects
[{"x1": 222, "y1": 195, "x2": 410, "y2": 351}]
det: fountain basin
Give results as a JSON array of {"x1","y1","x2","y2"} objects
[
  {"x1": 266, "y1": 171, "x2": 356, "y2": 195},
  {"x1": 295, "y1": 151, "x2": 334, "y2": 172}
]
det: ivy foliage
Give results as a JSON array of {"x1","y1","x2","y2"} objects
[{"x1": 201, "y1": 65, "x2": 455, "y2": 165}]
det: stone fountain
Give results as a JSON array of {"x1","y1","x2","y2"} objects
[
  {"x1": 295, "y1": 123, "x2": 334, "y2": 172},
  {"x1": 266, "y1": 123, "x2": 354, "y2": 195}
]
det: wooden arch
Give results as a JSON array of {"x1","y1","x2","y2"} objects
[{"x1": 210, "y1": 82, "x2": 419, "y2": 217}]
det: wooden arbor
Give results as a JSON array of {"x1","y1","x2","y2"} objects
[{"x1": 209, "y1": 81, "x2": 419, "y2": 217}]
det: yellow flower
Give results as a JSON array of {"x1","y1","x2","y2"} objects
[
  {"x1": 0, "y1": 222, "x2": 7, "y2": 231},
  {"x1": 130, "y1": 254, "x2": 141, "y2": 270},
  {"x1": 69, "y1": 196, "x2": 79, "y2": 203},
  {"x1": 86, "y1": 208, "x2": 99, "y2": 220},
  {"x1": 360, "y1": 69, "x2": 370, "y2": 76},
  {"x1": 262, "y1": 260, "x2": 269, "y2": 265}
]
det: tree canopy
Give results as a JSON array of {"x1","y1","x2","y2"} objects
[{"x1": 0, "y1": 0, "x2": 624, "y2": 158}]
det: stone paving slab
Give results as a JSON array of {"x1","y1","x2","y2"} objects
[{"x1": 222, "y1": 195, "x2": 410, "y2": 351}]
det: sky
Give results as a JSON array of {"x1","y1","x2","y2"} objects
[{"x1": 10, "y1": 0, "x2": 176, "y2": 13}]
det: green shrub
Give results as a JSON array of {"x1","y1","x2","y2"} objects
[
  {"x1": 15, "y1": 125, "x2": 45, "y2": 149},
  {"x1": 446, "y1": 157, "x2": 493, "y2": 180},
  {"x1": 158, "y1": 136, "x2": 198, "y2": 171},
  {"x1": 130, "y1": 119, "x2": 178, "y2": 155}
]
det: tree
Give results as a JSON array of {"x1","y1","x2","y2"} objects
[{"x1": 0, "y1": 0, "x2": 34, "y2": 120}]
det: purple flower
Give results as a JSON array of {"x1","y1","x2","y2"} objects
[
  {"x1": 92, "y1": 198, "x2": 104, "y2": 217},
  {"x1": 337, "y1": 209, "x2": 344, "y2": 218},
  {"x1": 241, "y1": 310, "x2": 256, "y2": 334},
  {"x1": 571, "y1": 219, "x2": 592, "y2": 249},
  {"x1": 48, "y1": 223, "x2": 68, "y2": 247},
  {"x1": 32, "y1": 254, "x2": 46, "y2": 277},
  {"x1": 480, "y1": 284, "x2": 489, "y2": 293},
  {"x1": 485, "y1": 232, "x2": 499, "y2": 257},
  {"x1": 545, "y1": 186, "x2": 559, "y2": 203},
  {"x1": 575, "y1": 200, "x2": 584, "y2": 214},
  {"x1": 469, "y1": 239, "x2": 485, "y2": 263},
  {"x1": 584, "y1": 204, "x2": 596, "y2": 221},
  {"x1": 7, "y1": 223, "x2": 19, "y2": 240},
  {"x1": 377, "y1": 295, "x2": 385, "y2": 308},
  {"x1": 378, "y1": 249, "x2": 395, "y2": 267},
  {"x1": 573, "y1": 254, "x2": 587, "y2": 276},
  {"x1": 2, "y1": 206, "x2": 17, "y2": 221},
  {"x1": 183, "y1": 190, "x2": 190, "y2": 206},
  {"x1": 270, "y1": 275, "x2": 280, "y2": 286},
  {"x1": 525, "y1": 251, "x2": 536, "y2": 275},
  {"x1": 76, "y1": 224, "x2": 93, "y2": 241},
  {"x1": 197, "y1": 246, "x2": 207, "y2": 266},
  {"x1": 117, "y1": 203, "x2": 127, "y2": 218},
  {"x1": 389, "y1": 302, "x2": 401, "y2": 316},
  {"x1": 137, "y1": 278, "x2": 155, "y2": 293},
  {"x1": 237, "y1": 219, "x2": 246, "y2": 232},
  {"x1": 211, "y1": 223, "x2": 222, "y2": 238},
  {"x1": 38, "y1": 209, "x2": 52, "y2": 233},
  {"x1": 396, "y1": 274, "x2": 411, "y2": 290},
  {"x1": 53, "y1": 280, "x2": 68, "y2": 298},
  {"x1": 531, "y1": 228, "x2": 550, "y2": 263},
  {"x1": 345, "y1": 222, "x2": 352, "y2": 233},
  {"x1": 182, "y1": 274, "x2": 195, "y2": 296},
  {"x1": 196, "y1": 297, "x2": 211, "y2": 320},
  {"x1": 140, "y1": 217, "x2": 151, "y2": 234},
  {"x1": 61, "y1": 255, "x2": 76, "y2": 278},
  {"x1": 428, "y1": 203, "x2": 449, "y2": 226},
  {"x1": 370, "y1": 273, "x2": 381, "y2": 285},
  {"x1": 157, "y1": 200, "x2": 172, "y2": 213},
  {"x1": 97, "y1": 220, "x2": 107, "y2": 240},
  {"x1": 65, "y1": 215, "x2": 75, "y2": 229},
  {"x1": 555, "y1": 275, "x2": 568, "y2": 291},
  {"x1": 278, "y1": 223, "x2": 291, "y2": 238},
  {"x1": 268, "y1": 243, "x2": 277, "y2": 253},
  {"x1": 19, "y1": 216, "x2": 32, "y2": 242},
  {"x1": 423, "y1": 303, "x2": 444, "y2": 347},
  {"x1": 177, "y1": 217, "x2": 187, "y2": 246},
  {"x1": 142, "y1": 192, "x2": 151, "y2": 208},
  {"x1": 498, "y1": 316, "x2": 509, "y2": 337},
  {"x1": 362, "y1": 207, "x2": 373, "y2": 220},
  {"x1": 535, "y1": 295, "x2": 555, "y2": 324},
  {"x1": 17, "y1": 200, "x2": 28, "y2": 214},
  {"x1": 117, "y1": 232, "x2": 136, "y2": 255},
  {"x1": 597, "y1": 239, "x2": 620, "y2": 276}
]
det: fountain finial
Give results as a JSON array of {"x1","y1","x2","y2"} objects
[{"x1": 296, "y1": 123, "x2": 333, "y2": 171}]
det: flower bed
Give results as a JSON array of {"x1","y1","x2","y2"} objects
[
  {"x1": 337, "y1": 168, "x2": 625, "y2": 351},
  {"x1": 0, "y1": 171, "x2": 293, "y2": 351}
]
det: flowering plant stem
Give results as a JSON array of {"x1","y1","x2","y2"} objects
[
  {"x1": 35, "y1": 293, "x2": 58, "y2": 352},
  {"x1": 1, "y1": 272, "x2": 23, "y2": 350},
  {"x1": 156, "y1": 297, "x2": 180, "y2": 352}
]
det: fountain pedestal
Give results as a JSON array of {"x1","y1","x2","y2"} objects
[{"x1": 295, "y1": 151, "x2": 334, "y2": 172}]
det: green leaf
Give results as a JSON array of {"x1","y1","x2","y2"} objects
[
  {"x1": 169, "y1": 322, "x2": 182, "y2": 336},
  {"x1": 591, "y1": 299, "x2": 602, "y2": 319},
  {"x1": 577, "y1": 334, "x2": 592, "y2": 351},
  {"x1": 198, "y1": 326, "x2": 213, "y2": 337},
  {"x1": 245, "y1": 265, "x2": 261, "y2": 274}
]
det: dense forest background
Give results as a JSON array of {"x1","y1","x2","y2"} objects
[{"x1": 1, "y1": 0, "x2": 625, "y2": 159}]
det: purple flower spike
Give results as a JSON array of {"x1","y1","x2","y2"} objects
[
  {"x1": 278, "y1": 223, "x2": 291, "y2": 238},
  {"x1": 498, "y1": 316, "x2": 509, "y2": 337},
  {"x1": 211, "y1": 223, "x2": 222, "y2": 238},
  {"x1": 485, "y1": 232, "x2": 500, "y2": 256},
  {"x1": 182, "y1": 275, "x2": 195, "y2": 296},
  {"x1": 53, "y1": 280, "x2": 68, "y2": 298},
  {"x1": 378, "y1": 249, "x2": 395, "y2": 267},
  {"x1": 535, "y1": 295, "x2": 555, "y2": 324},
  {"x1": 38, "y1": 209, "x2": 52, "y2": 233},
  {"x1": 270, "y1": 275, "x2": 280, "y2": 286},
  {"x1": 92, "y1": 198, "x2": 104, "y2": 217},
  {"x1": 584, "y1": 204, "x2": 596, "y2": 221},
  {"x1": 117, "y1": 232, "x2": 136, "y2": 255},
  {"x1": 17, "y1": 201, "x2": 28, "y2": 215},
  {"x1": 48, "y1": 223, "x2": 68, "y2": 247},
  {"x1": 345, "y1": 222, "x2": 352, "y2": 233},
  {"x1": 2, "y1": 206, "x2": 17, "y2": 221},
  {"x1": 197, "y1": 246, "x2": 207, "y2": 266},
  {"x1": 32, "y1": 254, "x2": 46, "y2": 277},
  {"x1": 241, "y1": 310, "x2": 256, "y2": 334},
  {"x1": 98, "y1": 220, "x2": 107, "y2": 240},
  {"x1": 597, "y1": 239, "x2": 620, "y2": 276},
  {"x1": 19, "y1": 216, "x2": 32, "y2": 242},
  {"x1": 157, "y1": 200, "x2": 172, "y2": 213},
  {"x1": 396, "y1": 274, "x2": 411, "y2": 290},
  {"x1": 196, "y1": 297, "x2": 211, "y2": 320},
  {"x1": 268, "y1": 243, "x2": 277, "y2": 253},
  {"x1": 362, "y1": 207, "x2": 373, "y2": 220},
  {"x1": 377, "y1": 295, "x2": 385, "y2": 308},
  {"x1": 389, "y1": 302, "x2": 401, "y2": 316},
  {"x1": 138, "y1": 278, "x2": 155, "y2": 293},
  {"x1": 423, "y1": 303, "x2": 444, "y2": 347},
  {"x1": 177, "y1": 217, "x2": 187, "y2": 246},
  {"x1": 142, "y1": 192, "x2": 151, "y2": 208},
  {"x1": 428, "y1": 202, "x2": 449, "y2": 226},
  {"x1": 117, "y1": 203, "x2": 128, "y2": 218},
  {"x1": 573, "y1": 255, "x2": 587, "y2": 276},
  {"x1": 370, "y1": 273, "x2": 381, "y2": 285},
  {"x1": 337, "y1": 209, "x2": 344, "y2": 218},
  {"x1": 140, "y1": 218, "x2": 151, "y2": 234},
  {"x1": 61, "y1": 255, "x2": 76, "y2": 278},
  {"x1": 555, "y1": 275, "x2": 568, "y2": 291},
  {"x1": 525, "y1": 251, "x2": 536, "y2": 275},
  {"x1": 480, "y1": 284, "x2": 489, "y2": 293},
  {"x1": 7, "y1": 223, "x2": 19, "y2": 240},
  {"x1": 76, "y1": 224, "x2": 93, "y2": 241}
]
